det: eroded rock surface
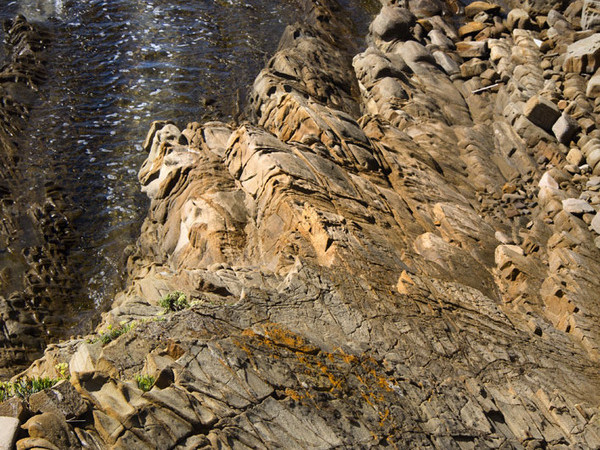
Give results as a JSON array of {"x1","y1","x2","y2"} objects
[{"x1": 8, "y1": 0, "x2": 600, "y2": 448}]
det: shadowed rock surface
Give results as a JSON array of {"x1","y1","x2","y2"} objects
[{"x1": 5, "y1": 0, "x2": 600, "y2": 448}]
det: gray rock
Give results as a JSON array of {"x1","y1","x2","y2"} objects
[
  {"x1": 372, "y1": 77, "x2": 408, "y2": 100},
  {"x1": 552, "y1": 113, "x2": 580, "y2": 144},
  {"x1": 28, "y1": 380, "x2": 89, "y2": 419},
  {"x1": 433, "y1": 51, "x2": 460, "y2": 75},
  {"x1": 396, "y1": 40, "x2": 436, "y2": 65},
  {"x1": 371, "y1": 6, "x2": 415, "y2": 41},
  {"x1": 523, "y1": 96, "x2": 561, "y2": 132},
  {"x1": 409, "y1": 0, "x2": 444, "y2": 18},
  {"x1": 591, "y1": 212, "x2": 600, "y2": 233},
  {"x1": 587, "y1": 175, "x2": 600, "y2": 187},
  {"x1": 564, "y1": 33, "x2": 600, "y2": 74},
  {"x1": 428, "y1": 29, "x2": 454, "y2": 50},
  {"x1": 586, "y1": 68, "x2": 600, "y2": 98},
  {"x1": 582, "y1": 0, "x2": 600, "y2": 31},
  {"x1": 562, "y1": 198, "x2": 595, "y2": 214},
  {"x1": 539, "y1": 172, "x2": 559, "y2": 189},
  {"x1": 460, "y1": 58, "x2": 489, "y2": 78},
  {"x1": 0, "y1": 416, "x2": 19, "y2": 450},
  {"x1": 506, "y1": 8, "x2": 531, "y2": 31}
]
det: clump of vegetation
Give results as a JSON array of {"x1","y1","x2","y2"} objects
[
  {"x1": 135, "y1": 374, "x2": 155, "y2": 392},
  {"x1": 159, "y1": 291, "x2": 189, "y2": 313},
  {"x1": 55, "y1": 362, "x2": 69, "y2": 379},
  {"x1": 0, "y1": 377, "x2": 57, "y2": 403},
  {"x1": 98, "y1": 321, "x2": 135, "y2": 345}
]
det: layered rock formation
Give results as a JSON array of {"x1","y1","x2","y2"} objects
[{"x1": 5, "y1": 0, "x2": 600, "y2": 448}]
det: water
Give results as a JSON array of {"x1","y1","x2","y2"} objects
[{"x1": 0, "y1": 0, "x2": 377, "y2": 338}]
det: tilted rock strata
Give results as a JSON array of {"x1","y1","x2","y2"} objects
[{"x1": 8, "y1": 0, "x2": 600, "y2": 448}]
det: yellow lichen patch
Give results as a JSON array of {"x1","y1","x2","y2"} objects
[
  {"x1": 378, "y1": 408, "x2": 390, "y2": 427},
  {"x1": 241, "y1": 329, "x2": 257, "y2": 337},
  {"x1": 285, "y1": 388, "x2": 305, "y2": 401},
  {"x1": 258, "y1": 322, "x2": 320, "y2": 354}
]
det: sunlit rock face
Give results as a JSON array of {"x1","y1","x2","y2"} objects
[{"x1": 9, "y1": 0, "x2": 600, "y2": 448}]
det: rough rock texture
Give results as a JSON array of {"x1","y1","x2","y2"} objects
[{"x1": 6, "y1": 0, "x2": 600, "y2": 448}]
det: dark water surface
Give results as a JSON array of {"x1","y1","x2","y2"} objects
[{"x1": 0, "y1": 0, "x2": 377, "y2": 336}]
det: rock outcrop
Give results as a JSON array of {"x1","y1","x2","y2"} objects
[{"x1": 5, "y1": 0, "x2": 600, "y2": 448}]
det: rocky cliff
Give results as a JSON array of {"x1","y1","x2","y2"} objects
[{"x1": 3, "y1": 0, "x2": 600, "y2": 448}]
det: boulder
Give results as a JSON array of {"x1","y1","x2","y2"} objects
[
  {"x1": 28, "y1": 380, "x2": 89, "y2": 419},
  {"x1": 456, "y1": 41, "x2": 488, "y2": 59},
  {"x1": 433, "y1": 51, "x2": 460, "y2": 75},
  {"x1": 465, "y1": 1, "x2": 501, "y2": 18},
  {"x1": 591, "y1": 212, "x2": 600, "y2": 233},
  {"x1": 539, "y1": 172, "x2": 559, "y2": 189},
  {"x1": 523, "y1": 96, "x2": 561, "y2": 132},
  {"x1": 460, "y1": 58, "x2": 489, "y2": 78},
  {"x1": 562, "y1": 198, "x2": 595, "y2": 215},
  {"x1": 408, "y1": 0, "x2": 444, "y2": 18},
  {"x1": 428, "y1": 29, "x2": 454, "y2": 49},
  {"x1": 563, "y1": 33, "x2": 600, "y2": 74},
  {"x1": 0, "y1": 417, "x2": 19, "y2": 450},
  {"x1": 458, "y1": 22, "x2": 487, "y2": 38},
  {"x1": 552, "y1": 113, "x2": 580, "y2": 144},
  {"x1": 506, "y1": 8, "x2": 532, "y2": 31},
  {"x1": 582, "y1": 0, "x2": 600, "y2": 31},
  {"x1": 586, "y1": 68, "x2": 600, "y2": 97},
  {"x1": 371, "y1": 6, "x2": 415, "y2": 41}
]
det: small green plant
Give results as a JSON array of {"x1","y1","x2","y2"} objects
[
  {"x1": 55, "y1": 362, "x2": 69, "y2": 379},
  {"x1": 135, "y1": 374, "x2": 155, "y2": 392},
  {"x1": 98, "y1": 321, "x2": 135, "y2": 345},
  {"x1": 0, "y1": 377, "x2": 58, "y2": 403},
  {"x1": 159, "y1": 291, "x2": 189, "y2": 313}
]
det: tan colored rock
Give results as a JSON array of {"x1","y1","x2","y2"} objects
[
  {"x1": 456, "y1": 40, "x2": 488, "y2": 59},
  {"x1": 523, "y1": 95, "x2": 561, "y2": 132},
  {"x1": 564, "y1": 33, "x2": 600, "y2": 74},
  {"x1": 465, "y1": 1, "x2": 501, "y2": 18},
  {"x1": 458, "y1": 22, "x2": 487, "y2": 38}
]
